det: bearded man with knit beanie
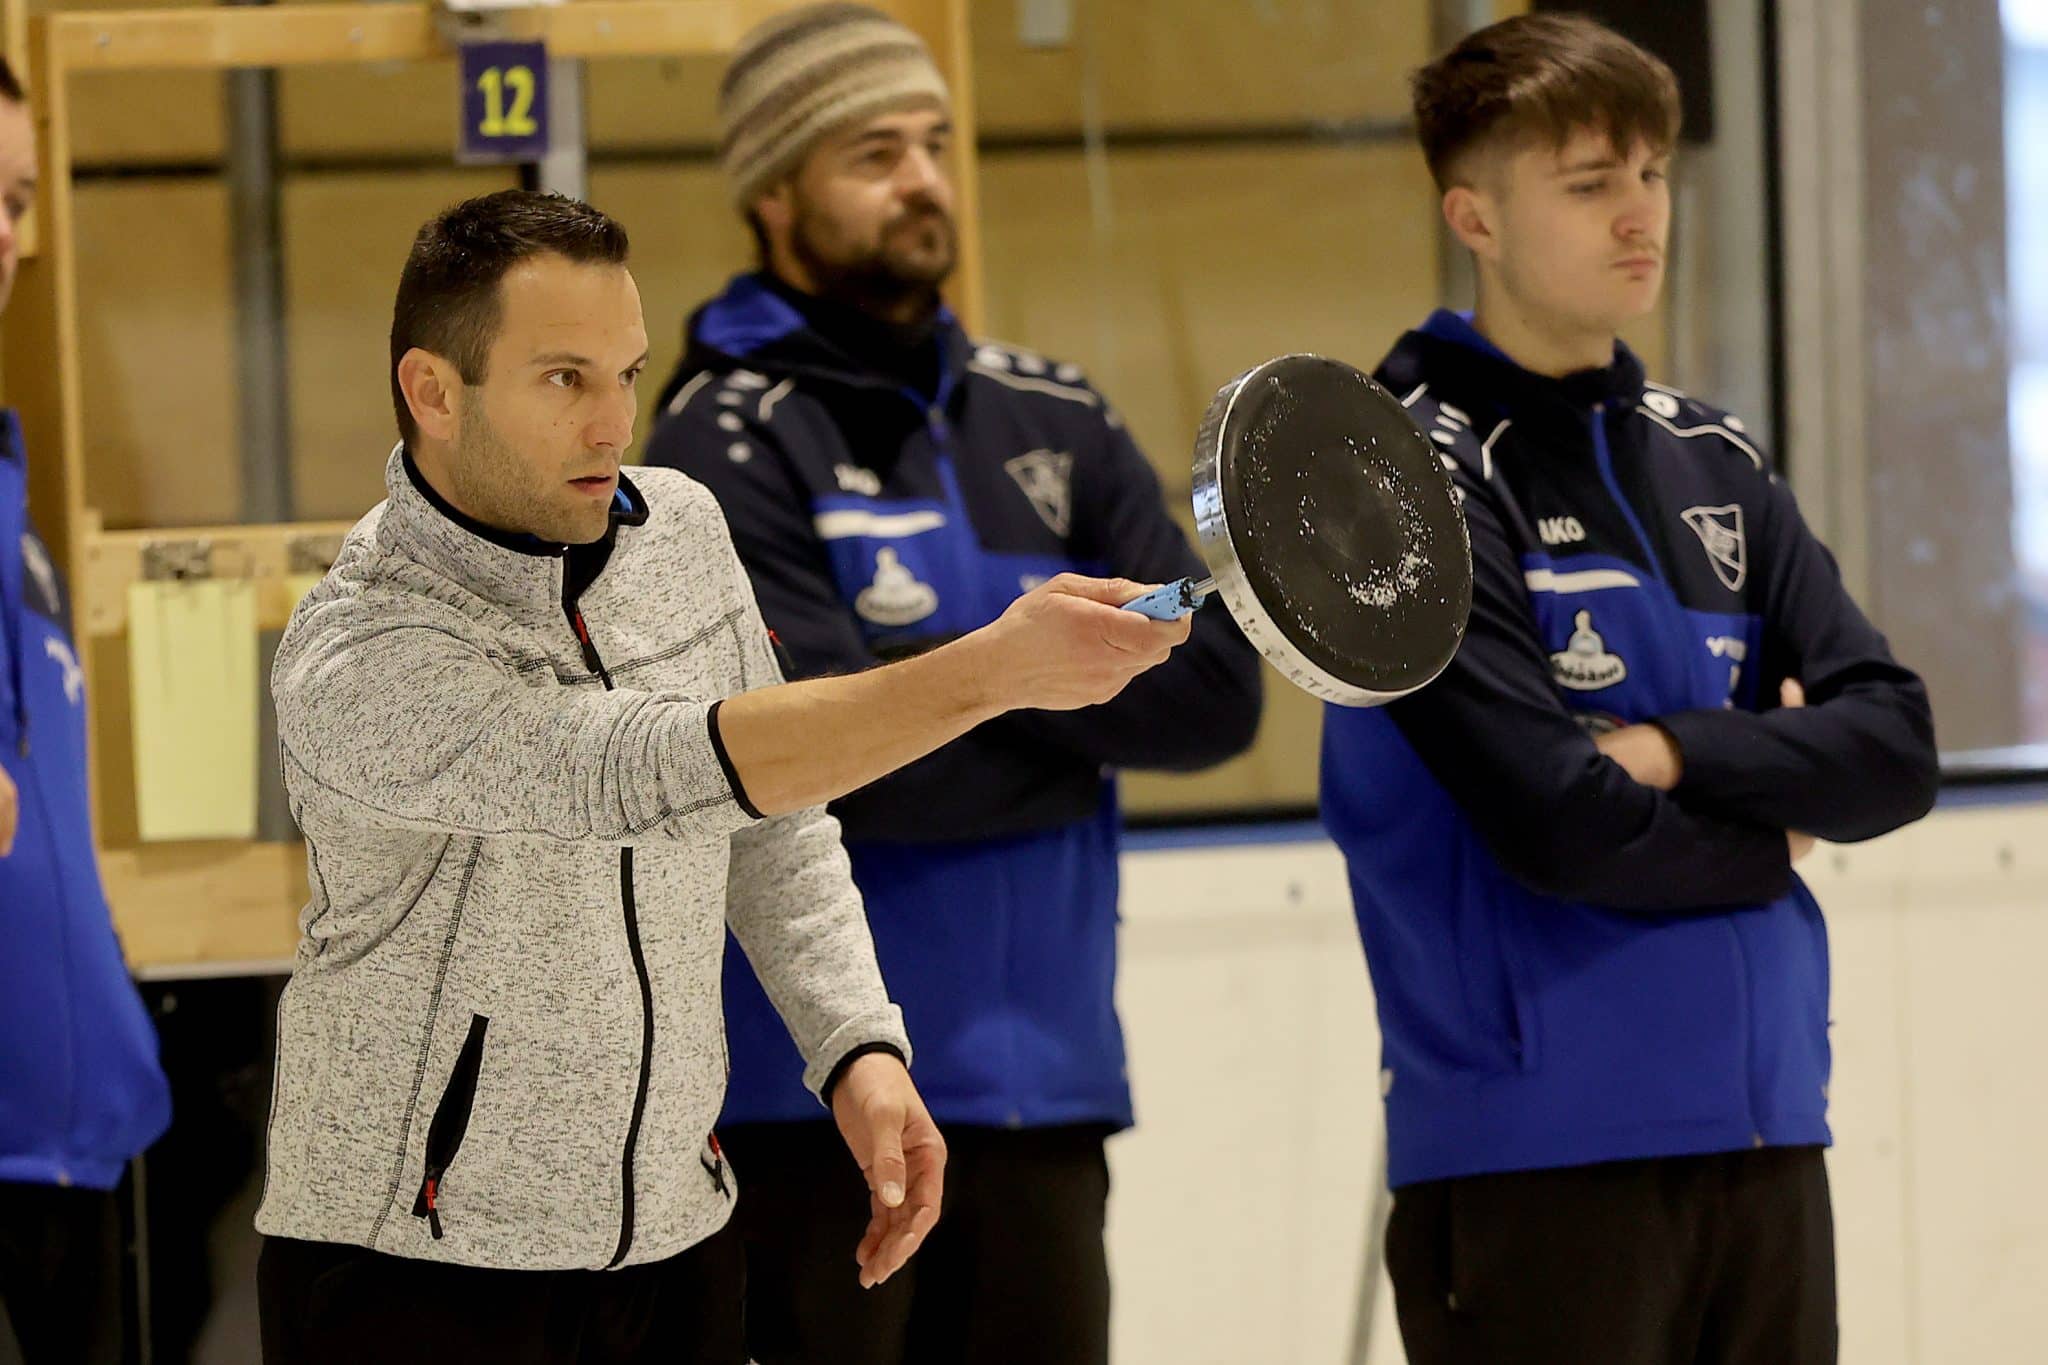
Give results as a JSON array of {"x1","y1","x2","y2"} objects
[{"x1": 643, "y1": 7, "x2": 1263, "y2": 1364}]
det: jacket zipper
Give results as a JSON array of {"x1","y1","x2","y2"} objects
[
  {"x1": 567, "y1": 587, "x2": 658, "y2": 1270},
  {"x1": 1587, "y1": 402, "x2": 1669, "y2": 585}
]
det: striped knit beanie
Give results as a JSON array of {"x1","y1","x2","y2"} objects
[{"x1": 718, "y1": 4, "x2": 951, "y2": 210}]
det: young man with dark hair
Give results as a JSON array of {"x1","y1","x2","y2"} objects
[
  {"x1": 641, "y1": 7, "x2": 1262, "y2": 1363},
  {"x1": 1321, "y1": 15, "x2": 1939, "y2": 1365},
  {"x1": 254, "y1": 188, "x2": 1192, "y2": 1365},
  {"x1": 0, "y1": 55, "x2": 173, "y2": 1365}
]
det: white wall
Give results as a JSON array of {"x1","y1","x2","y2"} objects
[{"x1": 1104, "y1": 802, "x2": 2048, "y2": 1364}]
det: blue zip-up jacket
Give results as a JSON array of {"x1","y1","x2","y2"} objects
[
  {"x1": 0, "y1": 410, "x2": 170, "y2": 1190},
  {"x1": 644, "y1": 274, "x2": 1262, "y2": 1128},
  {"x1": 1322, "y1": 312, "x2": 1938, "y2": 1189}
]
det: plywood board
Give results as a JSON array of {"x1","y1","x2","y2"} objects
[{"x1": 71, "y1": 177, "x2": 240, "y2": 528}]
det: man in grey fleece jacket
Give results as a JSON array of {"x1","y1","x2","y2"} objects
[{"x1": 254, "y1": 191, "x2": 1190, "y2": 1365}]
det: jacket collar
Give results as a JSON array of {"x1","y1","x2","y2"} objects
[
  {"x1": 665, "y1": 271, "x2": 976, "y2": 413},
  {"x1": 1382, "y1": 309, "x2": 1649, "y2": 444},
  {"x1": 379, "y1": 445, "x2": 649, "y2": 620}
]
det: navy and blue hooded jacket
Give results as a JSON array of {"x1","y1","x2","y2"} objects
[
  {"x1": 1321, "y1": 312, "x2": 1938, "y2": 1189},
  {"x1": 0, "y1": 410, "x2": 170, "y2": 1189},
  {"x1": 644, "y1": 274, "x2": 1262, "y2": 1129}
]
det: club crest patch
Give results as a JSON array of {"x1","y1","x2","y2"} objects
[
  {"x1": 1005, "y1": 449, "x2": 1075, "y2": 538},
  {"x1": 1681, "y1": 504, "x2": 1747, "y2": 592}
]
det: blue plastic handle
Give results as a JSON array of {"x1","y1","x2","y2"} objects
[{"x1": 1121, "y1": 576, "x2": 1215, "y2": 621}]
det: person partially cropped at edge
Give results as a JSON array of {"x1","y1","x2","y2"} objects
[
  {"x1": 1321, "y1": 15, "x2": 1938, "y2": 1365},
  {"x1": 0, "y1": 54, "x2": 172, "y2": 1365}
]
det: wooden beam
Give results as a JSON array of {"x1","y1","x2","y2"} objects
[
  {"x1": 74, "y1": 522, "x2": 357, "y2": 637},
  {"x1": 44, "y1": 0, "x2": 816, "y2": 73},
  {"x1": 103, "y1": 840, "x2": 309, "y2": 969}
]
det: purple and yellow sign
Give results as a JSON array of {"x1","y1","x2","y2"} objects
[{"x1": 459, "y1": 40, "x2": 549, "y2": 163}]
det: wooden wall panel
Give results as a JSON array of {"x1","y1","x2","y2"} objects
[
  {"x1": 982, "y1": 143, "x2": 1440, "y2": 494},
  {"x1": 279, "y1": 61, "x2": 455, "y2": 160},
  {"x1": 39, "y1": 0, "x2": 221, "y2": 165},
  {"x1": 970, "y1": 0, "x2": 1429, "y2": 135},
  {"x1": 70, "y1": 178, "x2": 239, "y2": 528},
  {"x1": 68, "y1": 67, "x2": 220, "y2": 165},
  {"x1": 586, "y1": 53, "x2": 724, "y2": 151}
]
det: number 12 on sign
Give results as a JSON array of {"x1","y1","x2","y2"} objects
[
  {"x1": 477, "y1": 65, "x2": 539, "y2": 138},
  {"x1": 459, "y1": 40, "x2": 550, "y2": 163}
]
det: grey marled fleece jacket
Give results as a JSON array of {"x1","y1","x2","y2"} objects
[{"x1": 254, "y1": 447, "x2": 908, "y2": 1270}]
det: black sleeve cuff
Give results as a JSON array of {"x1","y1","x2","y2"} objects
[
  {"x1": 706, "y1": 699, "x2": 764, "y2": 820},
  {"x1": 821, "y1": 1042, "x2": 907, "y2": 1106}
]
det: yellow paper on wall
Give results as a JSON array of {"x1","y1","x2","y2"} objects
[{"x1": 127, "y1": 579, "x2": 259, "y2": 842}]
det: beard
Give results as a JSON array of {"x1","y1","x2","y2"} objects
[
  {"x1": 790, "y1": 195, "x2": 957, "y2": 323},
  {"x1": 448, "y1": 404, "x2": 610, "y2": 546}
]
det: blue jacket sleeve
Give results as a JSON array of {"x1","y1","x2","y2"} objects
[
  {"x1": 1655, "y1": 476, "x2": 1939, "y2": 842},
  {"x1": 640, "y1": 389, "x2": 1097, "y2": 844},
  {"x1": 1006, "y1": 417, "x2": 1264, "y2": 771},
  {"x1": 1378, "y1": 471, "x2": 1794, "y2": 912}
]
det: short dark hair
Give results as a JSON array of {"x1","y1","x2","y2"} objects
[
  {"x1": 1410, "y1": 14, "x2": 1681, "y2": 192},
  {"x1": 0, "y1": 56, "x2": 25, "y2": 105},
  {"x1": 389, "y1": 189, "x2": 630, "y2": 447}
]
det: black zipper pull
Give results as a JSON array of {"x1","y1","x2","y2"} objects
[{"x1": 413, "y1": 1167, "x2": 446, "y2": 1239}]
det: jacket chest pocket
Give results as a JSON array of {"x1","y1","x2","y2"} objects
[{"x1": 600, "y1": 609, "x2": 753, "y2": 694}]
